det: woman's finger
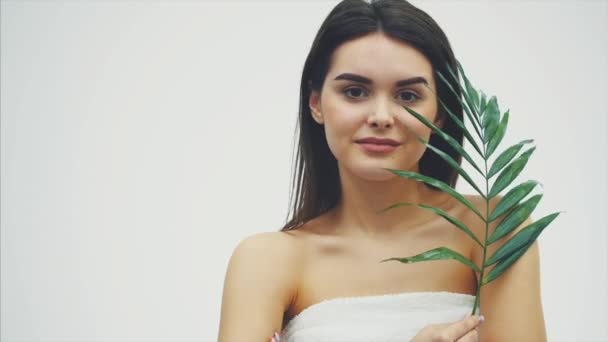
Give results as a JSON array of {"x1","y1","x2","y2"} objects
[
  {"x1": 446, "y1": 315, "x2": 483, "y2": 340},
  {"x1": 269, "y1": 331, "x2": 281, "y2": 342},
  {"x1": 456, "y1": 327, "x2": 479, "y2": 342}
]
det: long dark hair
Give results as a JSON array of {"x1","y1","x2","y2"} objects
[{"x1": 281, "y1": 0, "x2": 464, "y2": 231}]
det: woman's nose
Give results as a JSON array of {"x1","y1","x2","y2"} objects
[{"x1": 367, "y1": 101, "x2": 395, "y2": 129}]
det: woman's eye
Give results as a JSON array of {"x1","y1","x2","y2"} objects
[
  {"x1": 343, "y1": 87, "x2": 420, "y2": 103},
  {"x1": 343, "y1": 87, "x2": 367, "y2": 99},
  {"x1": 398, "y1": 91, "x2": 420, "y2": 102}
]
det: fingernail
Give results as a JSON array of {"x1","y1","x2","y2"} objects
[
  {"x1": 274, "y1": 331, "x2": 281, "y2": 341},
  {"x1": 479, "y1": 315, "x2": 485, "y2": 324}
]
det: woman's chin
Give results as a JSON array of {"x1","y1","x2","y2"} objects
[{"x1": 349, "y1": 166, "x2": 402, "y2": 182}]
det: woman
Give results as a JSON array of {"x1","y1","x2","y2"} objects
[{"x1": 218, "y1": 0, "x2": 546, "y2": 341}]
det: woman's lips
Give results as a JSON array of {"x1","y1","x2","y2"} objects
[{"x1": 357, "y1": 142, "x2": 399, "y2": 153}]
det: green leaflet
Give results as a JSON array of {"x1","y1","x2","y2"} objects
[
  {"x1": 436, "y1": 70, "x2": 483, "y2": 138},
  {"x1": 485, "y1": 110, "x2": 509, "y2": 159},
  {"x1": 409, "y1": 132, "x2": 485, "y2": 198},
  {"x1": 444, "y1": 66, "x2": 483, "y2": 129},
  {"x1": 458, "y1": 67, "x2": 480, "y2": 114},
  {"x1": 455, "y1": 61, "x2": 480, "y2": 115},
  {"x1": 488, "y1": 139, "x2": 534, "y2": 179},
  {"x1": 479, "y1": 91, "x2": 488, "y2": 116},
  {"x1": 384, "y1": 169, "x2": 485, "y2": 222},
  {"x1": 443, "y1": 64, "x2": 481, "y2": 117},
  {"x1": 489, "y1": 180, "x2": 541, "y2": 222},
  {"x1": 488, "y1": 146, "x2": 536, "y2": 199},
  {"x1": 482, "y1": 97, "x2": 500, "y2": 143},
  {"x1": 403, "y1": 106, "x2": 484, "y2": 176},
  {"x1": 482, "y1": 242, "x2": 529, "y2": 285},
  {"x1": 485, "y1": 120, "x2": 499, "y2": 144},
  {"x1": 488, "y1": 194, "x2": 543, "y2": 244},
  {"x1": 482, "y1": 96, "x2": 498, "y2": 128},
  {"x1": 379, "y1": 202, "x2": 483, "y2": 247},
  {"x1": 433, "y1": 89, "x2": 484, "y2": 157},
  {"x1": 484, "y1": 212, "x2": 561, "y2": 267},
  {"x1": 381, "y1": 246, "x2": 481, "y2": 273}
]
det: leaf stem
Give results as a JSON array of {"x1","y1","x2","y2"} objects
[{"x1": 471, "y1": 141, "x2": 490, "y2": 316}]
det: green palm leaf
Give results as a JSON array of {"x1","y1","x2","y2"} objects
[
  {"x1": 380, "y1": 60, "x2": 561, "y2": 316},
  {"x1": 381, "y1": 246, "x2": 481, "y2": 273}
]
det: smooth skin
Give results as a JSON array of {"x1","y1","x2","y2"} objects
[{"x1": 218, "y1": 32, "x2": 546, "y2": 342}]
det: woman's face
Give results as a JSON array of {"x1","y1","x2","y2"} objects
[{"x1": 309, "y1": 32, "x2": 442, "y2": 181}]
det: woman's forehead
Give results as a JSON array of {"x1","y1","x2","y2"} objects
[{"x1": 327, "y1": 33, "x2": 433, "y2": 83}]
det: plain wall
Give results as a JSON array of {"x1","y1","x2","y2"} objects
[{"x1": 1, "y1": 1, "x2": 606, "y2": 341}]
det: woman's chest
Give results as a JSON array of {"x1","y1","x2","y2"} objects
[{"x1": 287, "y1": 212, "x2": 479, "y2": 321}]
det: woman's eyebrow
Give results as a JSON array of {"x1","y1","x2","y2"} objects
[{"x1": 333, "y1": 73, "x2": 428, "y2": 87}]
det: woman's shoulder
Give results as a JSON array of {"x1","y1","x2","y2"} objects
[
  {"x1": 219, "y1": 230, "x2": 311, "y2": 339},
  {"x1": 232, "y1": 230, "x2": 306, "y2": 266},
  {"x1": 220, "y1": 231, "x2": 306, "y2": 334},
  {"x1": 228, "y1": 230, "x2": 310, "y2": 286},
  {"x1": 231, "y1": 215, "x2": 329, "y2": 266}
]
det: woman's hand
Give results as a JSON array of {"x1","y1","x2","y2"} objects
[{"x1": 410, "y1": 314, "x2": 484, "y2": 342}]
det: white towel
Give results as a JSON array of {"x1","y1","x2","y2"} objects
[{"x1": 281, "y1": 291, "x2": 480, "y2": 342}]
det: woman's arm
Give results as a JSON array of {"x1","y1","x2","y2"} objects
[
  {"x1": 217, "y1": 232, "x2": 300, "y2": 341},
  {"x1": 472, "y1": 197, "x2": 547, "y2": 342}
]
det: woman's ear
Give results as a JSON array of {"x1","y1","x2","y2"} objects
[
  {"x1": 434, "y1": 114, "x2": 445, "y2": 130},
  {"x1": 309, "y1": 89, "x2": 324, "y2": 125}
]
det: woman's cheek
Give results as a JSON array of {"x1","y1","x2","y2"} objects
[
  {"x1": 402, "y1": 114, "x2": 433, "y2": 141},
  {"x1": 322, "y1": 106, "x2": 360, "y2": 157},
  {"x1": 323, "y1": 120, "x2": 351, "y2": 161}
]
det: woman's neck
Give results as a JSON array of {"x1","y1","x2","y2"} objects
[{"x1": 330, "y1": 165, "x2": 449, "y2": 239}]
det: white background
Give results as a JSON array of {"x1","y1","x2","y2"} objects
[{"x1": 1, "y1": 0, "x2": 606, "y2": 341}]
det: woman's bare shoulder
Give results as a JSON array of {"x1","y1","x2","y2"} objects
[
  {"x1": 229, "y1": 229, "x2": 311, "y2": 289},
  {"x1": 218, "y1": 230, "x2": 307, "y2": 340},
  {"x1": 232, "y1": 230, "x2": 306, "y2": 267}
]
